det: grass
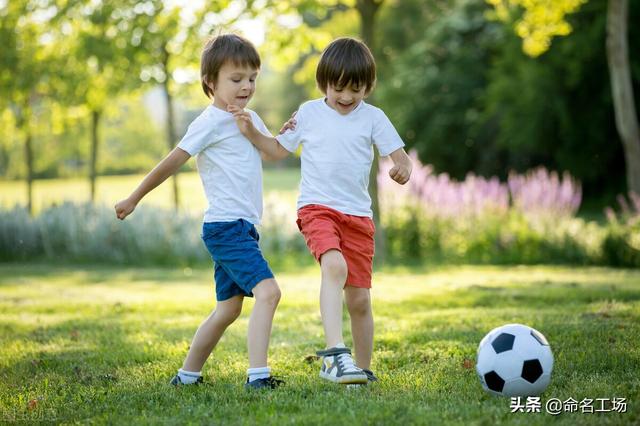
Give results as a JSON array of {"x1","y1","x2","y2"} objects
[
  {"x1": 0, "y1": 263, "x2": 638, "y2": 424},
  {"x1": 0, "y1": 168, "x2": 300, "y2": 214}
]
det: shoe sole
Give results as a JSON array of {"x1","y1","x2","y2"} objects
[{"x1": 319, "y1": 371, "x2": 368, "y2": 384}]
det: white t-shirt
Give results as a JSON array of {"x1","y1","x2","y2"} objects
[
  {"x1": 177, "y1": 104, "x2": 271, "y2": 224},
  {"x1": 276, "y1": 98, "x2": 404, "y2": 217}
]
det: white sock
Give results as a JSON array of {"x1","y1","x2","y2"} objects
[
  {"x1": 177, "y1": 368, "x2": 202, "y2": 384},
  {"x1": 247, "y1": 366, "x2": 271, "y2": 382},
  {"x1": 334, "y1": 342, "x2": 346, "y2": 349}
]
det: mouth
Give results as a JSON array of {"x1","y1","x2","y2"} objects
[{"x1": 337, "y1": 101, "x2": 354, "y2": 109}]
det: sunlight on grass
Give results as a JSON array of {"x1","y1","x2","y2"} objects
[
  {"x1": 0, "y1": 168, "x2": 300, "y2": 214},
  {"x1": 0, "y1": 264, "x2": 638, "y2": 424}
]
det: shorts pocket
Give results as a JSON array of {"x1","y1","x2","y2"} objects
[{"x1": 202, "y1": 221, "x2": 242, "y2": 242}]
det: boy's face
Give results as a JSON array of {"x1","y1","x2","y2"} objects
[
  {"x1": 325, "y1": 83, "x2": 366, "y2": 115},
  {"x1": 209, "y1": 61, "x2": 258, "y2": 110}
]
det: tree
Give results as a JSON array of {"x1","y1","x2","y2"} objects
[
  {"x1": 488, "y1": 0, "x2": 640, "y2": 195},
  {"x1": 606, "y1": 0, "x2": 640, "y2": 196},
  {"x1": 0, "y1": 0, "x2": 57, "y2": 213},
  {"x1": 356, "y1": 0, "x2": 387, "y2": 262},
  {"x1": 376, "y1": 0, "x2": 506, "y2": 179},
  {"x1": 138, "y1": 1, "x2": 235, "y2": 210},
  {"x1": 58, "y1": 0, "x2": 153, "y2": 202}
]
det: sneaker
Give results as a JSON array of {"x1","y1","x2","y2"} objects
[
  {"x1": 346, "y1": 370, "x2": 378, "y2": 389},
  {"x1": 169, "y1": 374, "x2": 203, "y2": 386},
  {"x1": 245, "y1": 376, "x2": 284, "y2": 390},
  {"x1": 362, "y1": 369, "x2": 378, "y2": 382},
  {"x1": 316, "y1": 346, "x2": 368, "y2": 384}
]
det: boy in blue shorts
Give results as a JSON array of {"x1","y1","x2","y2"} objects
[
  {"x1": 230, "y1": 37, "x2": 412, "y2": 385},
  {"x1": 115, "y1": 34, "x2": 283, "y2": 390}
]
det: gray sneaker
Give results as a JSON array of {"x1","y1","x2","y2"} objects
[{"x1": 316, "y1": 346, "x2": 368, "y2": 384}]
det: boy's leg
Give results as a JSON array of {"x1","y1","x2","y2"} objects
[
  {"x1": 344, "y1": 286, "x2": 373, "y2": 370},
  {"x1": 247, "y1": 278, "x2": 281, "y2": 368},
  {"x1": 319, "y1": 249, "x2": 348, "y2": 347},
  {"x1": 182, "y1": 295, "x2": 244, "y2": 372}
]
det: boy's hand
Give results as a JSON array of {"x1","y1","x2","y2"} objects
[
  {"x1": 228, "y1": 105, "x2": 255, "y2": 137},
  {"x1": 389, "y1": 163, "x2": 411, "y2": 185},
  {"x1": 279, "y1": 111, "x2": 297, "y2": 134},
  {"x1": 115, "y1": 198, "x2": 137, "y2": 220}
]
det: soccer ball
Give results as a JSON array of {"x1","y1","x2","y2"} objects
[{"x1": 476, "y1": 323, "x2": 553, "y2": 397}]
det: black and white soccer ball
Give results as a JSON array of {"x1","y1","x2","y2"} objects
[{"x1": 476, "y1": 323, "x2": 553, "y2": 397}]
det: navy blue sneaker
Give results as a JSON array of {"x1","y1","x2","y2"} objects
[
  {"x1": 363, "y1": 369, "x2": 378, "y2": 382},
  {"x1": 169, "y1": 374, "x2": 203, "y2": 385},
  {"x1": 346, "y1": 369, "x2": 378, "y2": 389},
  {"x1": 245, "y1": 376, "x2": 284, "y2": 390}
]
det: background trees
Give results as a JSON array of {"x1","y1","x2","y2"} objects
[{"x1": 0, "y1": 0, "x2": 638, "y2": 211}]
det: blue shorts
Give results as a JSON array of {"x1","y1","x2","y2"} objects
[{"x1": 201, "y1": 219, "x2": 274, "y2": 301}]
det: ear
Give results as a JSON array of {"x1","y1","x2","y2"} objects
[{"x1": 204, "y1": 77, "x2": 216, "y2": 93}]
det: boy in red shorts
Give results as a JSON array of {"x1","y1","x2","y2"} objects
[{"x1": 230, "y1": 37, "x2": 412, "y2": 384}]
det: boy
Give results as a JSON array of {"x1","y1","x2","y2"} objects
[
  {"x1": 114, "y1": 34, "x2": 283, "y2": 390},
  {"x1": 230, "y1": 37, "x2": 412, "y2": 384}
]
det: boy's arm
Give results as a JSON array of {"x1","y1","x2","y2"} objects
[
  {"x1": 114, "y1": 147, "x2": 190, "y2": 220},
  {"x1": 228, "y1": 105, "x2": 290, "y2": 161},
  {"x1": 387, "y1": 148, "x2": 412, "y2": 185},
  {"x1": 248, "y1": 128, "x2": 290, "y2": 161}
]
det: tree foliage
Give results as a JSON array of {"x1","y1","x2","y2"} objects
[
  {"x1": 375, "y1": 0, "x2": 638, "y2": 202},
  {"x1": 486, "y1": 0, "x2": 587, "y2": 57}
]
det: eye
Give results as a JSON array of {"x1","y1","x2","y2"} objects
[
  {"x1": 249, "y1": 78, "x2": 255, "y2": 82},
  {"x1": 334, "y1": 88, "x2": 343, "y2": 92},
  {"x1": 232, "y1": 79, "x2": 241, "y2": 83}
]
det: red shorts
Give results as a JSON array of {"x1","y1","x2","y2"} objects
[{"x1": 296, "y1": 204, "x2": 375, "y2": 288}]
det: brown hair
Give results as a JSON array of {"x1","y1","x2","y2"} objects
[
  {"x1": 315, "y1": 37, "x2": 376, "y2": 94},
  {"x1": 200, "y1": 34, "x2": 261, "y2": 98}
]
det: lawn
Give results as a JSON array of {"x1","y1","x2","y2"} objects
[
  {"x1": 0, "y1": 264, "x2": 638, "y2": 424},
  {"x1": 0, "y1": 168, "x2": 300, "y2": 214}
]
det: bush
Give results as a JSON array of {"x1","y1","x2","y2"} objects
[
  {"x1": 601, "y1": 194, "x2": 640, "y2": 267},
  {"x1": 0, "y1": 201, "x2": 308, "y2": 267}
]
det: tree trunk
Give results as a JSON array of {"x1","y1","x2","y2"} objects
[
  {"x1": 89, "y1": 109, "x2": 100, "y2": 203},
  {"x1": 162, "y1": 47, "x2": 180, "y2": 211},
  {"x1": 357, "y1": 0, "x2": 386, "y2": 264},
  {"x1": 607, "y1": 0, "x2": 640, "y2": 195},
  {"x1": 24, "y1": 118, "x2": 34, "y2": 216},
  {"x1": 16, "y1": 103, "x2": 34, "y2": 215}
]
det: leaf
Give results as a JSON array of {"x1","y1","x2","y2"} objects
[{"x1": 462, "y1": 358, "x2": 475, "y2": 369}]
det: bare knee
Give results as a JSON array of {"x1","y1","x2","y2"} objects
[
  {"x1": 346, "y1": 290, "x2": 371, "y2": 317},
  {"x1": 253, "y1": 279, "x2": 281, "y2": 307},
  {"x1": 321, "y1": 251, "x2": 348, "y2": 284},
  {"x1": 213, "y1": 302, "x2": 243, "y2": 327}
]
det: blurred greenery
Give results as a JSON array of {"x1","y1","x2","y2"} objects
[
  {"x1": 376, "y1": 0, "x2": 639, "y2": 205},
  {"x1": 0, "y1": 0, "x2": 638, "y2": 216}
]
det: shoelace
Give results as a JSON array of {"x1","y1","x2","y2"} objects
[{"x1": 336, "y1": 352, "x2": 360, "y2": 373}]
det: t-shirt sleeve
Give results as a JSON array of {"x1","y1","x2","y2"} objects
[
  {"x1": 372, "y1": 108, "x2": 404, "y2": 156},
  {"x1": 275, "y1": 105, "x2": 305, "y2": 153},
  {"x1": 177, "y1": 110, "x2": 218, "y2": 156},
  {"x1": 250, "y1": 111, "x2": 273, "y2": 138}
]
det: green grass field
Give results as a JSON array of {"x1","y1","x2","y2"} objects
[
  {"x1": 1, "y1": 264, "x2": 638, "y2": 424},
  {"x1": 0, "y1": 168, "x2": 300, "y2": 214}
]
